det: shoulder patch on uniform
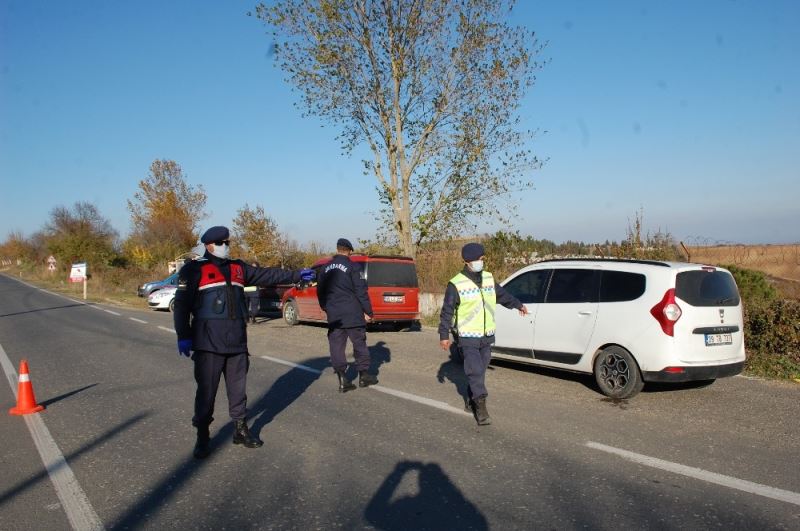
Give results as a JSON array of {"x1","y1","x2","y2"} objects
[{"x1": 177, "y1": 278, "x2": 188, "y2": 290}]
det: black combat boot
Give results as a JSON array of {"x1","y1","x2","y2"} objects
[
  {"x1": 474, "y1": 396, "x2": 492, "y2": 426},
  {"x1": 337, "y1": 371, "x2": 357, "y2": 393},
  {"x1": 232, "y1": 419, "x2": 263, "y2": 448},
  {"x1": 193, "y1": 425, "x2": 210, "y2": 459},
  {"x1": 358, "y1": 370, "x2": 378, "y2": 388}
]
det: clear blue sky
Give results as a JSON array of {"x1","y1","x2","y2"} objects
[{"x1": 2, "y1": 0, "x2": 798, "y2": 249}]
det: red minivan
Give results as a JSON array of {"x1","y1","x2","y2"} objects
[{"x1": 281, "y1": 255, "x2": 420, "y2": 328}]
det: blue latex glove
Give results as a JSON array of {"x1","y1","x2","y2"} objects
[
  {"x1": 299, "y1": 268, "x2": 315, "y2": 282},
  {"x1": 178, "y1": 339, "x2": 193, "y2": 358}
]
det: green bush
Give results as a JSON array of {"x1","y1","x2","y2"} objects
[
  {"x1": 722, "y1": 265, "x2": 798, "y2": 379},
  {"x1": 743, "y1": 299, "x2": 800, "y2": 379},
  {"x1": 724, "y1": 264, "x2": 778, "y2": 303}
]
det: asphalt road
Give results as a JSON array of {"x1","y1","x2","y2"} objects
[{"x1": 1, "y1": 273, "x2": 798, "y2": 530}]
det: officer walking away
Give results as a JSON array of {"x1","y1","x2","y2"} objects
[
  {"x1": 317, "y1": 238, "x2": 379, "y2": 392},
  {"x1": 174, "y1": 226, "x2": 315, "y2": 459},
  {"x1": 244, "y1": 261, "x2": 260, "y2": 324},
  {"x1": 438, "y1": 243, "x2": 528, "y2": 426}
]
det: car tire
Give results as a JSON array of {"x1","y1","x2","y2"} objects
[
  {"x1": 283, "y1": 300, "x2": 299, "y2": 326},
  {"x1": 168, "y1": 298, "x2": 175, "y2": 313},
  {"x1": 593, "y1": 346, "x2": 645, "y2": 399}
]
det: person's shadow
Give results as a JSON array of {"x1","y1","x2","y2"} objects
[
  {"x1": 436, "y1": 345, "x2": 472, "y2": 411},
  {"x1": 365, "y1": 460, "x2": 488, "y2": 531},
  {"x1": 249, "y1": 356, "x2": 329, "y2": 438},
  {"x1": 368, "y1": 340, "x2": 391, "y2": 377}
]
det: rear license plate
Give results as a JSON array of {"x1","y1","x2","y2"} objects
[
  {"x1": 705, "y1": 333, "x2": 732, "y2": 346},
  {"x1": 384, "y1": 295, "x2": 404, "y2": 303}
]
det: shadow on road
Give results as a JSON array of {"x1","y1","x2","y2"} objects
[
  {"x1": 436, "y1": 347, "x2": 471, "y2": 410},
  {"x1": 0, "y1": 412, "x2": 149, "y2": 507},
  {"x1": 368, "y1": 340, "x2": 391, "y2": 377},
  {"x1": 40, "y1": 383, "x2": 98, "y2": 407},
  {"x1": 0, "y1": 303, "x2": 89, "y2": 318},
  {"x1": 365, "y1": 460, "x2": 488, "y2": 531},
  {"x1": 111, "y1": 357, "x2": 327, "y2": 528},
  {"x1": 249, "y1": 356, "x2": 328, "y2": 438}
]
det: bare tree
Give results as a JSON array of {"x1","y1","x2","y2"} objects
[
  {"x1": 43, "y1": 202, "x2": 118, "y2": 268},
  {"x1": 257, "y1": 0, "x2": 545, "y2": 256}
]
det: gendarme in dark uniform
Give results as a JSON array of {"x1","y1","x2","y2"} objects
[
  {"x1": 438, "y1": 243, "x2": 528, "y2": 425},
  {"x1": 174, "y1": 226, "x2": 314, "y2": 459},
  {"x1": 317, "y1": 238, "x2": 379, "y2": 392}
]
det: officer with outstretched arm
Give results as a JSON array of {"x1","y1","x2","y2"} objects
[{"x1": 174, "y1": 226, "x2": 315, "y2": 459}]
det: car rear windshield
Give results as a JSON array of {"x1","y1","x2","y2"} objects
[
  {"x1": 365, "y1": 261, "x2": 419, "y2": 288},
  {"x1": 676, "y1": 270, "x2": 740, "y2": 307}
]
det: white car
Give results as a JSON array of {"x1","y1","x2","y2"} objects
[
  {"x1": 493, "y1": 259, "x2": 745, "y2": 399},
  {"x1": 147, "y1": 285, "x2": 177, "y2": 312}
]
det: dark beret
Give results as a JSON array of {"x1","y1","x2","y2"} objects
[
  {"x1": 336, "y1": 238, "x2": 354, "y2": 251},
  {"x1": 201, "y1": 226, "x2": 230, "y2": 244},
  {"x1": 461, "y1": 243, "x2": 485, "y2": 261}
]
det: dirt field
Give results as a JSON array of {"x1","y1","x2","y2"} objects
[{"x1": 686, "y1": 244, "x2": 800, "y2": 298}]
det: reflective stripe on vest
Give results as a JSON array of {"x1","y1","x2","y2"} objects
[
  {"x1": 195, "y1": 262, "x2": 247, "y2": 320},
  {"x1": 450, "y1": 272, "x2": 496, "y2": 338}
]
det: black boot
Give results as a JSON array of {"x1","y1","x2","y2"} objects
[
  {"x1": 474, "y1": 396, "x2": 491, "y2": 426},
  {"x1": 337, "y1": 371, "x2": 356, "y2": 393},
  {"x1": 193, "y1": 425, "x2": 210, "y2": 459},
  {"x1": 358, "y1": 370, "x2": 378, "y2": 388},
  {"x1": 232, "y1": 419, "x2": 263, "y2": 448}
]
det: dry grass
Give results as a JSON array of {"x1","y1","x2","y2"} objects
[{"x1": 687, "y1": 244, "x2": 800, "y2": 299}]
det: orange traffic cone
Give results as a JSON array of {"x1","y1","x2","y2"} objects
[{"x1": 9, "y1": 360, "x2": 45, "y2": 415}]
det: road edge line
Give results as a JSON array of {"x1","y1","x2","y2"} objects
[
  {"x1": 586, "y1": 441, "x2": 800, "y2": 507},
  {"x1": 0, "y1": 342, "x2": 104, "y2": 530}
]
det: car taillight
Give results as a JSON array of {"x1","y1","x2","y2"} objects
[{"x1": 650, "y1": 288, "x2": 682, "y2": 336}]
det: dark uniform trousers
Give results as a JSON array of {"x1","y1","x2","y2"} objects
[
  {"x1": 460, "y1": 336, "x2": 494, "y2": 399},
  {"x1": 247, "y1": 292, "x2": 260, "y2": 320},
  {"x1": 328, "y1": 327, "x2": 370, "y2": 373},
  {"x1": 193, "y1": 350, "x2": 249, "y2": 427}
]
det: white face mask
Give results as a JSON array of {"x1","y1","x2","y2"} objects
[
  {"x1": 469, "y1": 260, "x2": 484, "y2": 273},
  {"x1": 209, "y1": 243, "x2": 230, "y2": 259}
]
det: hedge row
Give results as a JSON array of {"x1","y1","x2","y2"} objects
[{"x1": 743, "y1": 299, "x2": 800, "y2": 379}]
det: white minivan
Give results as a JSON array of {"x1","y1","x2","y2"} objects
[{"x1": 493, "y1": 259, "x2": 745, "y2": 398}]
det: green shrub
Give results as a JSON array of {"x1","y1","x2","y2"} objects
[
  {"x1": 724, "y1": 264, "x2": 778, "y2": 303},
  {"x1": 743, "y1": 299, "x2": 800, "y2": 379}
]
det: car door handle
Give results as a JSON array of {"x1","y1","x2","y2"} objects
[{"x1": 578, "y1": 310, "x2": 593, "y2": 316}]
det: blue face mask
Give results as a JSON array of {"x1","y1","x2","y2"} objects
[{"x1": 469, "y1": 260, "x2": 484, "y2": 273}]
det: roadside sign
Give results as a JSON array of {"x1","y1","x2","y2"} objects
[{"x1": 69, "y1": 262, "x2": 87, "y2": 283}]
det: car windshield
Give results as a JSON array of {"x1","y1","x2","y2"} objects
[
  {"x1": 676, "y1": 270, "x2": 740, "y2": 307},
  {"x1": 365, "y1": 261, "x2": 418, "y2": 287}
]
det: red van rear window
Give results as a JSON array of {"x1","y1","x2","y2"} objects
[{"x1": 365, "y1": 261, "x2": 418, "y2": 288}]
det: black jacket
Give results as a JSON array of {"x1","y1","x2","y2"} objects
[
  {"x1": 438, "y1": 266, "x2": 524, "y2": 343},
  {"x1": 317, "y1": 254, "x2": 373, "y2": 329},
  {"x1": 174, "y1": 252, "x2": 301, "y2": 354}
]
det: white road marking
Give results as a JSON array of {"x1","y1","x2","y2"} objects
[
  {"x1": 258, "y1": 355, "x2": 472, "y2": 417},
  {"x1": 103, "y1": 309, "x2": 121, "y2": 316},
  {"x1": 586, "y1": 441, "x2": 800, "y2": 507},
  {"x1": 128, "y1": 317, "x2": 148, "y2": 324},
  {"x1": 158, "y1": 326, "x2": 176, "y2": 334},
  {"x1": 0, "y1": 342, "x2": 104, "y2": 530},
  {"x1": 369, "y1": 385, "x2": 473, "y2": 417},
  {"x1": 259, "y1": 355, "x2": 323, "y2": 374}
]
